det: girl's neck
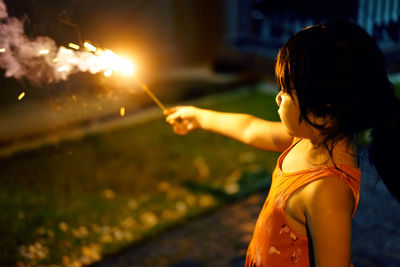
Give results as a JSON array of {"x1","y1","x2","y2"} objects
[{"x1": 300, "y1": 138, "x2": 357, "y2": 168}]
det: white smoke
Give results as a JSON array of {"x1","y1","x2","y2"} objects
[{"x1": 0, "y1": 0, "x2": 128, "y2": 85}]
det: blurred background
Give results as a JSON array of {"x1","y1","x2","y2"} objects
[{"x1": 0, "y1": 0, "x2": 399, "y2": 266}]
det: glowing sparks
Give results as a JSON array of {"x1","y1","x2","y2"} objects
[
  {"x1": 84, "y1": 41, "x2": 97, "y2": 52},
  {"x1": 104, "y1": 69, "x2": 112, "y2": 77},
  {"x1": 68, "y1": 42, "x2": 80, "y2": 50},
  {"x1": 18, "y1": 92, "x2": 25, "y2": 101},
  {"x1": 60, "y1": 47, "x2": 73, "y2": 55},
  {"x1": 39, "y1": 49, "x2": 49, "y2": 55},
  {"x1": 97, "y1": 49, "x2": 136, "y2": 76},
  {"x1": 120, "y1": 106, "x2": 126, "y2": 117},
  {"x1": 57, "y1": 66, "x2": 69, "y2": 72},
  {"x1": 49, "y1": 42, "x2": 137, "y2": 78},
  {"x1": 0, "y1": 48, "x2": 5, "y2": 53}
]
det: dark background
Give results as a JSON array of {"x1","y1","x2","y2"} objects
[{"x1": 1, "y1": 0, "x2": 399, "y2": 104}]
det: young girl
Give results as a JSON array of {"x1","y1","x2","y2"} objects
[{"x1": 165, "y1": 21, "x2": 400, "y2": 266}]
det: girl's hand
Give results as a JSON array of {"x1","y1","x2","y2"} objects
[{"x1": 165, "y1": 106, "x2": 201, "y2": 135}]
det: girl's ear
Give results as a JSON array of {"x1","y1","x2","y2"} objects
[{"x1": 308, "y1": 114, "x2": 335, "y2": 128}]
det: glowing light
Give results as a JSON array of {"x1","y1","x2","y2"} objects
[
  {"x1": 39, "y1": 49, "x2": 49, "y2": 55},
  {"x1": 68, "y1": 43, "x2": 80, "y2": 50},
  {"x1": 60, "y1": 47, "x2": 74, "y2": 55},
  {"x1": 0, "y1": 48, "x2": 6, "y2": 53},
  {"x1": 67, "y1": 58, "x2": 78, "y2": 64},
  {"x1": 120, "y1": 106, "x2": 126, "y2": 117},
  {"x1": 84, "y1": 42, "x2": 97, "y2": 52},
  {"x1": 57, "y1": 66, "x2": 69, "y2": 72},
  {"x1": 95, "y1": 49, "x2": 137, "y2": 76},
  {"x1": 117, "y1": 57, "x2": 136, "y2": 75},
  {"x1": 18, "y1": 92, "x2": 25, "y2": 100},
  {"x1": 104, "y1": 69, "x2": 112, "y2": 77}
]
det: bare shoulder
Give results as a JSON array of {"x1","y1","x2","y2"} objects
[{"x1": 302, "y1": 176, "x2": 355, "y2": 216}]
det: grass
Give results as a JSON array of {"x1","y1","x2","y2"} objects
[{"x1": 0, "y1": 85, "x2": 280, "y2": 266}]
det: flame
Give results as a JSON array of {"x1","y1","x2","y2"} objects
[{"x1": 0, "y1": 48, "x2": 5, "y2": 53}]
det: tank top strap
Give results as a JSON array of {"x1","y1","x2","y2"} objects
[{"x1": 279, "y1": 166, "x2": 361, "y2": 217}]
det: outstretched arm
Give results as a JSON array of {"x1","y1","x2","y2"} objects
[{"x1": 165, "y1": 106, "x2": 293, "y2": 152}]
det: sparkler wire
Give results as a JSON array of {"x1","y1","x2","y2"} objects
[{"x1": 133, "y1": 75, "x2": 167, "y2": 113}]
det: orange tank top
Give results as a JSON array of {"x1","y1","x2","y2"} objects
[{"x1": 245, "y1": 140, "x2": 361, "y2": 267}]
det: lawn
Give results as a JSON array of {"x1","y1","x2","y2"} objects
[{"x1": 0, "y1": 84, "x2": 280, "y2": 266}]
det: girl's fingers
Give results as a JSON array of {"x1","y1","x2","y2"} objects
[
  {"x1": 164, "y1": 107, "x2": 178, "y2": 116},
  {"x1": 165, "y1": 106, "x2": 198, "y2": 135},
  {"x1": 166, "y1": 113, "x2": 182, "y2": 124}
]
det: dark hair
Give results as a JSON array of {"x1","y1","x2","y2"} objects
[{"x1": 275, "y1": 20, "x2": 400, "y2": 201}]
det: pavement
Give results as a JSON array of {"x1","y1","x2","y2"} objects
[{"x1": 89, "y1": 148, "x2": 400, "y2": 267}]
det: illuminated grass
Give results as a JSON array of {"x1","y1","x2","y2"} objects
[{"x1": 0, "y1": 86, "x2": 280, "y2": 266}]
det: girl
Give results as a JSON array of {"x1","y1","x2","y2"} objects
[{"x1": 166, "y1": 21, "x2": 400, "y2": 266}]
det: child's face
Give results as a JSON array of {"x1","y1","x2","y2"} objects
[{"x1": 275, "y1": 89, "x2": 317, "y2": 139}]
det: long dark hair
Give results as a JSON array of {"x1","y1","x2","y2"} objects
[{"x1": 275, "y1": 20, "x2": 400, "y2": 201}]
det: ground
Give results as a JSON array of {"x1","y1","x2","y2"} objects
[{"x1": 91, "y1": 149, "x2": 400, "y2": 267}]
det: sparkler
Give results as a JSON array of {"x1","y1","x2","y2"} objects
[
  {"x1": 0, "y1": 0, "x2": 167, "y2": 115},
  {"x1": 0, "y1": 38, "x2": 167, "y2": 112},
  {"x1": 70, "y1": 42, "x2": 167, "y2": 112},
  {"x1": 132, "y1": 75, "x2": 167, "y2": 113}
]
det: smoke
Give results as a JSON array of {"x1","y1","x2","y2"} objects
[{"x1": 0, "y1": 0, "x2": 123, "y2": 85}]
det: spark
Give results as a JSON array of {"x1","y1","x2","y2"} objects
[
  {"x1": 97, "y1": 49, "x2": 136, "y2": 76},
  {"x1": 84, "y1": 41, "x2": 97, "y2": 52},
  {"x1": 120, "y1": 106, "x2": 126, "y2": 117},
  {"x1": 39, "y1": 49, "x2": 49, "y2": 55},
  {"x1": 60, "y1": 47, "x2": 74, "y2": 55},
  {"x1": 18, "y1": 92, "x2": 25, "y2": 101},
  {"x1": 104, "y1": 69, "x2": 112, "y2": 77},
  {"x1": 68, "y1": 42, "x2": 80, "y2": 50},
  {"x1": 67, "y1": 58, "x2": 78, "y2": 64},
  {"x1": 57, "y1": 66, "x2": 69, "y2": 72},
  {"x1": 0, "y1": 48, "x2": 6, "y2": 53}
]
